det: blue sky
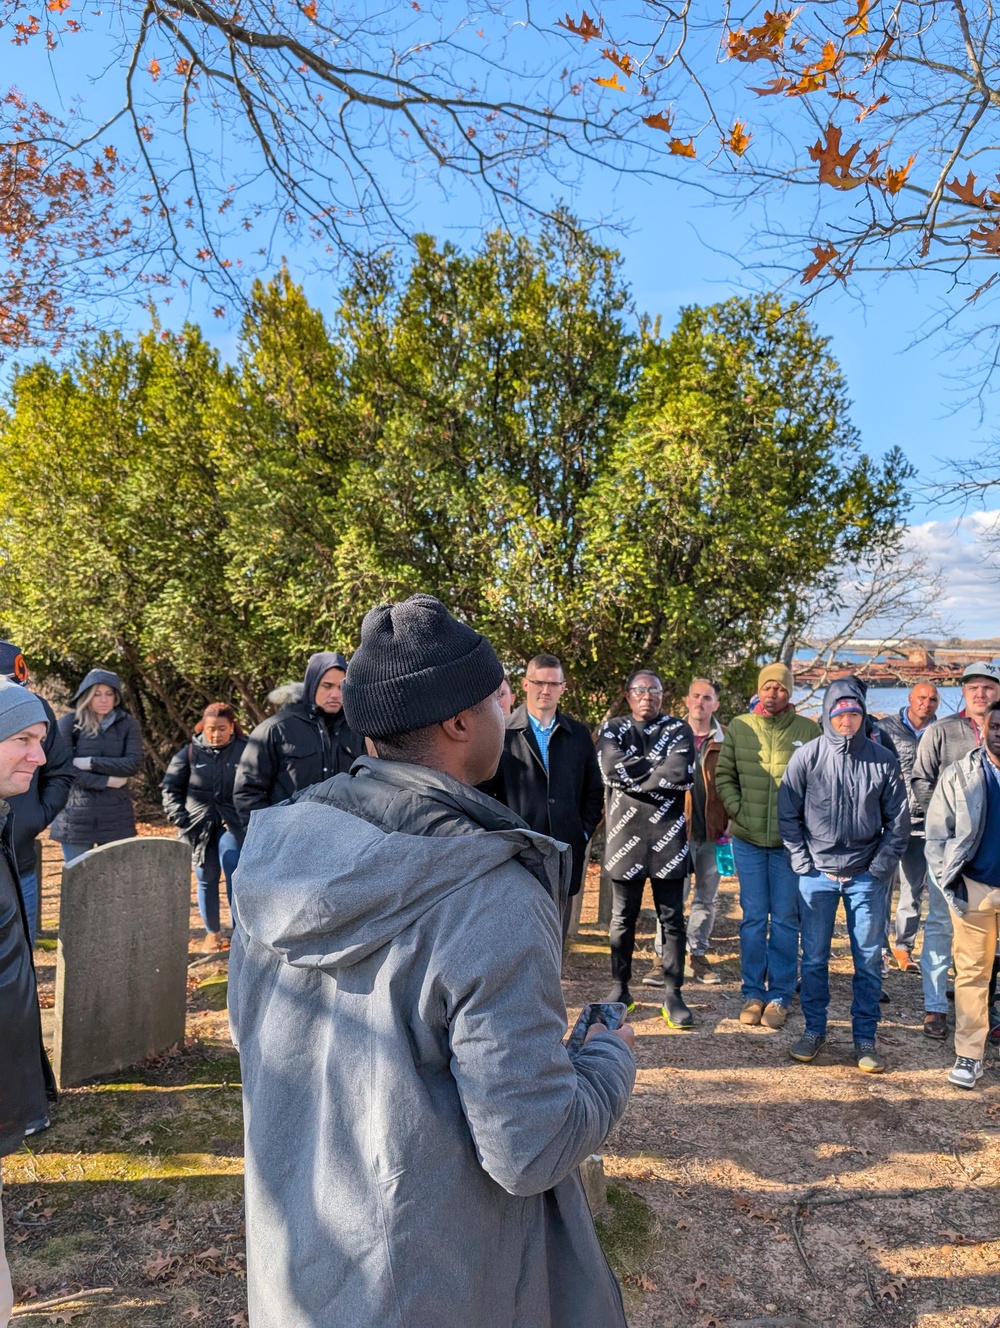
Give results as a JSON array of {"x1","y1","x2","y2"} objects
[{"x1": 10, "y1": 5, "x2": 1000, "y2": 632}]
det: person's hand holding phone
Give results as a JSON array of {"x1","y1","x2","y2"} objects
[{"x1": 585, "y1": 1021, "x2": 635, "y2": 1051}]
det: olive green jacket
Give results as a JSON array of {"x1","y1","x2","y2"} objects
[{"x1": 715, "y1": 710, "x2": 821, "y2": 849}]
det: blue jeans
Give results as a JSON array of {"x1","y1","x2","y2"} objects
[
  {"x1": 799, "y1": 870, "x2": 883, "y2": 1044},
  {"x1": 61, "y1": 841, "x2": 95, "y2": 865},
  {"x1": 194, "y1": 828, "x2": 241, "y2": 934},
  {"x1": 921, "y1": 867, "x2": 953, "y2": 1014},
  {"x1": 19, "y1": 867, "x2": 38, "y2": 947},
  {"x1": 733, "y1": 839, "x2": 800, "y2": 1005}
]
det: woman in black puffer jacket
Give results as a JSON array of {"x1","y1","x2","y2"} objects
[
  {"x1": 49, "y1": 669, "x2": 144, "y2": 863},
  {"x1": 162, "y1": 703, "x2": 247, "y2": 953}
]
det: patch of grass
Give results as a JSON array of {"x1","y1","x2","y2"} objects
[
  {"x1": 33, "y1": 1231, "x2": 96, "y2": 1266},
  {"x1": 34, "y1": 936, "x2": 58, "y2": 952},
  {"x1": 184, "y1": 1051, "x2": 241, "y2": 1085},
  {"x1": 594, "y1": 1182, "x2": 656, "y2": 1278},
  {"x1": 196, "y1": 975, "x2": 229, "y2": 1010}
]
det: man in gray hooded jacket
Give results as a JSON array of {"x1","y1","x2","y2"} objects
[
  {"x1": 778, "y1": 676, "x2": 909, "y2": 1073},
  {"x1": 228, "y1": 595, "x2": 636, "y2": 1328}
]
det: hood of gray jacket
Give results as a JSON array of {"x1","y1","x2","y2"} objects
[
  {"x1": 234, "y1": 757, "x2": 570, "y2": 972},
  {"x1": 71, "y1": 668, "x2": 124, "y2": 702},
  {"x1": 821, "y1": 675, "x2": 868, "y2": 756}
]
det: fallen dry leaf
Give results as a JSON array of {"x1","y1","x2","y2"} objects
[{"x1": 877, "y1": 1277, "x2": 904, "y2": 1302}]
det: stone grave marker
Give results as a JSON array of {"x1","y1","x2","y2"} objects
[{"x1": 53, "y1": 836, "x2": 192, "y2": 1088}]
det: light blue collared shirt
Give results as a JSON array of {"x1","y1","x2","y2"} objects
[{"x1": 528, "y1": 711, "x2": 557, "y2": 772}]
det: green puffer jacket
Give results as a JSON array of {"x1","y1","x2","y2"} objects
[{"x1": 716, "y1": 710, "x2": 821, "y2": 848}]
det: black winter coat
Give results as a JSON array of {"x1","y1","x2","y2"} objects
[
  {"x1": 597, "y1": 713, "x2": 696, "y2": 882},
  {"x1": 49, "y1": 707, "x2": 143, "y2": 845},
  {"x1": 483, "y1": 706, "x2": 604, "y2": 897},
  {"x1": 8, "y1": 693, "x2": 74, "y2": 874},
  {"x1": 0, "y1": 805, "x2": 55, "y2": 1155},
  {"x1": 162, "y1": 732, "x2": 248, "y2": 866},
  {"x1": 234, "y1": 697, "x2": 362, "y2": 829}
]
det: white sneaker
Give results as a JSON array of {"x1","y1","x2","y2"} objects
[{"x1": 948, "y1": 1056, "x2": 984, "y2": 1090}]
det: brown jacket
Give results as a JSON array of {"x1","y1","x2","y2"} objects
[{"x1": 684, "y1": 720, "x2": 728, "y2": 845}]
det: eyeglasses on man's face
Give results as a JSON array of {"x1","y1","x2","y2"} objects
[
  {"x1": 525, "y1": 678, "x2": 564, "y2": 690},
  {"x1": 628, "y1": 685, "x2": 662, "y2": 697}
]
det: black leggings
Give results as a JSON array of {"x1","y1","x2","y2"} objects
[{"x1": 610, "y1": 875, "x2": 686, "y2": 991}]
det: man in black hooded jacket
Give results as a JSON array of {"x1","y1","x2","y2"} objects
[{"x1": 234, "y1": 652, "x2": 363, "y2": 828}]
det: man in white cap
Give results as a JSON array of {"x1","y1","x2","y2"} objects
[
  {"x1": 0, "y1": 679, "x2": 56, "y2": 1326},
  {"x1": 912, "y1": 661, "x2": 1000, "y2": 1041}
]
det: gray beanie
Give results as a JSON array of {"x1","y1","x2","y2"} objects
[
  {"x1": 0, "y1": 678, "x2": 47, "y2": 743},
  {"x1": 342, "y1": 594, "x2": 504, "y2": 739}
]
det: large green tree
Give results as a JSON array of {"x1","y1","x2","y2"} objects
[{"x1": 0, "y1": 226, "x2": 910, "y2": 783}]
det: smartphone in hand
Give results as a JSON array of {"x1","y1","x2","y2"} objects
[{"x1": 565, "y1": 1001, "x2": 628, "y2": 1056}]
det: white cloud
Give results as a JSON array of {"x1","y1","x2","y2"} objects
[{"x1": 904, "y1": 509, "x2": 1000, "y2": 638}]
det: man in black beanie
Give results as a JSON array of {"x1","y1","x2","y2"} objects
[{"x1": 229, "y1": 594, "x2": 636, "y2": 1328}]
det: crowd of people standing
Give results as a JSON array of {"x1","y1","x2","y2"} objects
[{"x1": 1, "y1": 607, "x2": 999, "y2": 1327}]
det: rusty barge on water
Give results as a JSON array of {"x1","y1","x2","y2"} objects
[{"x1": 794, "y1": 645, "x2": 1000, "y2": 689}]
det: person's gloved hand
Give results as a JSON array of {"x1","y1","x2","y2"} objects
[
  {"x1": 72, "y1": 757, "x2": 93, "y2": 771},
  {"x1": 106, "y1": 775, "x2": 128, "y2": 788}
]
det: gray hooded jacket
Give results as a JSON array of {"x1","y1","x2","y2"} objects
[
  {"x1": 925, "y1": 747, "x2": 997, "y2": 916},
  {"x1": 777, "y1": 677, "x2": 910, "y2": 881},
  {"x1": 228, "y1": 757, "x2": 635, "y2": 1328}
]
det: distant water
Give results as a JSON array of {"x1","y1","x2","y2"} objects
[{"x1": 794, "y1": 686, "x2": 964, "y2": 719}]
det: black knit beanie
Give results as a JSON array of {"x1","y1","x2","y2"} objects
[{"x1": 342, "y1": 595, "x2": 504, "y2": 739}]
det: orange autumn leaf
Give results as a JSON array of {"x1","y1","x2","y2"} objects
[
  {"x1": 46, "y1": 0, "x2": 70, "y2": 12},
  {"x1": 750, "y1": 76, "x2": 794, "y2": 95},
  {"x1": 788, "y1": 38, "x2": 842, "y2": 93},
  {"x1": 302, "y1": 0, "x2": 317, "y2": 18},
  {"x1": 882, "y1": 154, "x2": 915, "y2": 194},
  {"x1": 969, "y1": 224, "x2": 1000, "y2": 254},
  {"x1": 642, "y1": 110, "x2": 674, "y2": 133},
  {"x1": 844, "y1": 0, "x2": 870, "y2": 35},
  {"x1": 556, "y1": 9, "x2": 602, "y2": 41},
  {"x1": 856, "y1": 93, "x2": 889, "y2": 121},
  {"x1": 601, "y1": 47, "x2": 634, "y2": 77},
  {"x1": 669, "y1": 137, "x2": 697, "y2": 157},
  {"x1": 866, "y1": 31, "x2": 892, "y2": 65},
  {"x1": 726, "y1": 121, "x2": 752, "y2": 155},
  {"x1": 176, "y1": 57, "x2": 191, "y2": 75},
  {"x1": 946, "y1": 171, "x2": 988, "y2": 207},
  {"x1": 593, "y1": 73, "x2": 626, "y2": 92},
  {"x1": 808, "y1": 124, "x2": 871, "y2": 188},
  {"x1": 802, "y1": 241, "x2": 840, "y2": 282},
  {"x1": 147, "y1": 57, "x2": 161, "y2": 80},
  {"x1": 727, "y1": 9, "x2": 800, "y2": 62}
]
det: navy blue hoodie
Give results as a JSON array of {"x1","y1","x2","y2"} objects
[{"x1": 777, "y1": 677, "x2": 910, "y2": 881}]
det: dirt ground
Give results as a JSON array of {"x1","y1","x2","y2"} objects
[{"x1": 5, "y1": 834, "x2": 999, "y2": 1327}]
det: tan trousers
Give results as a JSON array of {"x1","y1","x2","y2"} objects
[
  {"x1": 952, "y1": 878, "x2": 1000, "y2": 1059},
  {"x1": 0, "y1": 1178, "x2": 13, "y2": 1328}
]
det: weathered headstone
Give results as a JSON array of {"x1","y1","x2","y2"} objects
[
  {"x1": 579, "y1": 1154, "x2": 608, "y2": 1215},
  {"x1": 33, "y1": 836, "x2": 43, "y2": 937},
  {"x1": 598, "y1": 866, "x2": 613, "y2": 927},
  {"x1": 53, "y1": 837, "x2": 192, "y2": 1088}
]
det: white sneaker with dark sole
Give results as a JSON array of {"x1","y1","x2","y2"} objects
[{"x1": 948, "y1": 1056, "x2": 984, "y2": 1090}]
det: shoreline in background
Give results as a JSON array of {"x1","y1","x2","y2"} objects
[{"x1": 794, "y1": 685, "x2": 963, "y2": 718}]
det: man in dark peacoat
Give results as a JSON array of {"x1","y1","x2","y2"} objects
[{"x1": 484, "y1": 654, "x2": 604, "y2": 938}]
